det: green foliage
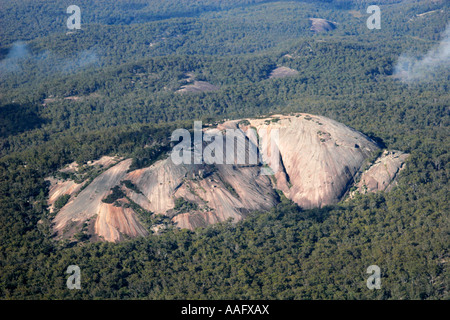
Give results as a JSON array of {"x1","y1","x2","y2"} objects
[
  {"x1": 224, "y1": 182, "x2": 240, "y2": 199},
  {"x1": 54, "y1": 194, "x2": 70, "y2": 210},
  {"x1": 121, "y1": 180, "x2": 142, "y2": 195},
  {"x1": 0, "y1": 0, "x2": 448, "y2": 300},
  {"x1": 74, "y1": 232, "x2": 90, "y2": 242},
  {"x1": 238, "y1": 119, "x2": 250, "y2": 126},
  {"x1": 128, "y1": 144, "x2": 172, "y2": 172},
  {"x1": 102, "y1": 186, "x2": 126, "y2": 204},
  {"x1": 174, "y1": 197, "x2": 199, "y2": 213}
]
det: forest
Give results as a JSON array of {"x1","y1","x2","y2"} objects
[{"x1": 0, "y1": 0, "x2": 448, "y2": 299}]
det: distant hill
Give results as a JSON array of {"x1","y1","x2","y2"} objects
[{"x1": 49, "y1": 114, "x2": 408, "y2": 242}]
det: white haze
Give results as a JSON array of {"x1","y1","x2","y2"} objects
[
  {"x1": 394, "y1": 23, "x2": 450, "y2": 82},
  {"x1": 0, "y1": 41, "x2": 99, "y2": 79}
]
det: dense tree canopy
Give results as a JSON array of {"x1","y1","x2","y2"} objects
[{"x1": 0, "y1": 0, "x2": 448, "y2": 299}]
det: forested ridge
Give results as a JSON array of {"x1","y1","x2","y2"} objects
[{"x1": 0, "y1": 0, "x2": 448, "y2": 299}]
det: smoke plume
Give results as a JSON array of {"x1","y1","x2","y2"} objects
[
  {"x1": 0, "y1": 41, "x2": 99, "y2": 79},
  {"x1": 394, "y1": 23, "x2": 450, "y2": 82}
]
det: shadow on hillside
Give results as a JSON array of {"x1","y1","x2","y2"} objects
[{"x1": 0, "y1": 103, "x2": 48, "y2": 138}]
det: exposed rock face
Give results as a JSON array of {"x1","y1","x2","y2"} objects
[
  {"x1": 222, "y1": 114, "x2": 380, "y2": 209},
  {"x1": 268, "y1": 66, "x2": 299, "y2": 79},
  {"x1": 126, "y1": 158, "x2": 277, "y2": 230},
  {"x1": 177, "y1": 81, "x2": 219, "y2": 93},
  {"x1": 49, "y1": 114, "x2": 408, "y2": 242},
  {"x1": 176, "y1": 72, "x2": 219, "y2": 93},
  {"x1": 356, "y1": 150, "x2": 409, "y2": 194},
  {"x1": 45, "y1": 156, "x2": 121, "y2": 213},
  {"x1": 46, "y1": 178, "x2": 84, "y2": 213},
  {"x1": 309, "y1": 18, "x2": 337, "y2": 33},
  {"x1": 51, "y1": 159, "x2": 150, "y2": 242},
  {"x1": 94, "y1": 200, "x2": 148, "y2": 242}
]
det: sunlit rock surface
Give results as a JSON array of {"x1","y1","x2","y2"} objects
[{"x1": 49, "y1": 114, "x2": 408, "y2": 242}]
